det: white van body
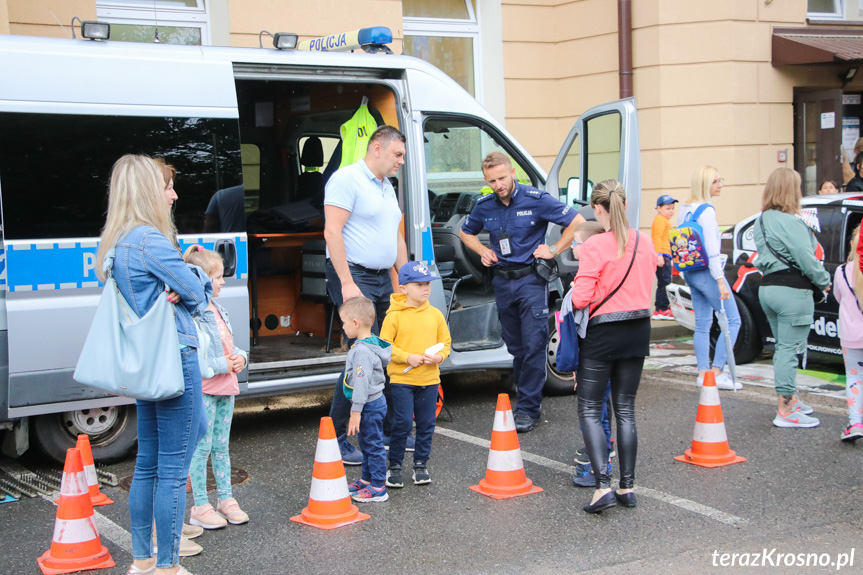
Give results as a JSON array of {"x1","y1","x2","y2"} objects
[{"x1": 0, "y1": 33, "x2": 640, "y2": 461}]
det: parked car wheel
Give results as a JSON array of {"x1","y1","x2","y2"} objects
[
  {"x1": 32, "y1": 405, "x2": 137, "y2": 464},
  {"x1": 710, "y1": 294, "x2": 762, "y2": 365},
  {"x1": 545, "y1": 314, "x2": 576, "y2": 396}
]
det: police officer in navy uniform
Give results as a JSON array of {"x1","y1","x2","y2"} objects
[{"x1": 460, "y1": 152, "x2": 583, "y2": 432}]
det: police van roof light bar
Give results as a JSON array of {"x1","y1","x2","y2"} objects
[
  {"x1": 71, "y1": 17, "x2": 110, "y2": 41},
  {"x1": 298, "y1": 27, "x2": 393, "y2": 54}
]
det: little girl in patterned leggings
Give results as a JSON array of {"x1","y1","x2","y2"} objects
[
  {"x1": 184, "y1": 246, "x2": 250, "y2": 529},
  {"x1": 836, "y1": 226, "x2": 863, "y2": 443}
]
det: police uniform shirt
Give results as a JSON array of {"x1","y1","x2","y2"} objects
[
  {"x1": 461, "y1": 183, "x2": 576, "y2": 266},
  {"x1": 324, "y1": 159, "x2": 402, "y2": 270}
]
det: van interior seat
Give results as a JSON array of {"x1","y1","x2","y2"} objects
[{"x1": 298, "y1": 136, "x2": 325, "y2": 208}]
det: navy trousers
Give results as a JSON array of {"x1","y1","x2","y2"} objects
[{"x1": 492, "y1": 272, "x2": 549, "y2": 419}]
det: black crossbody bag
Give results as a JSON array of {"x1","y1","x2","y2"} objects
[
  {"x1": 758, "y1": 216, "x2": 826, "y2": 304},
  {"x1": 586, "y1": 231, "x2": 641, "y2": 325}
]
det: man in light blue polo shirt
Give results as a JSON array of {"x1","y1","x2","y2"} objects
[{"x1": 324, "y1": 125, "x2": 409, "y2": 462}]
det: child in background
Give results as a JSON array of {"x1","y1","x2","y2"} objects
[
  {"x1": 381, "y1": 262, "x2": 451, "y2": 487},
  {"x1": 184, "y1": 245, "x2": 250, "y2": 529},
  {"x1": 568, "y1": 222, "x2": 617, "y2": 487},
  {"x1": 342, "y1": 296, "x2": 392, "y2": 502},
  {"x1": 651, "y1": 195, "x2": 678, "y2": 320},
  {"x1": 835, "y1": 226, "x2": 863, "y2": 442}
]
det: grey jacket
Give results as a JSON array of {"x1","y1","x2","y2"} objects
[{"x1": 344, "y1": 335, "x2": 391, "y2": 412}]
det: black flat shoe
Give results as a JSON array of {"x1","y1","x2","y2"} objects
[
  {"x1": 615, "y1": 491, "x2": 637, "y2": 508},
  {"x1": 583, "y1": 491, "x2": 616, "y2": 514}
]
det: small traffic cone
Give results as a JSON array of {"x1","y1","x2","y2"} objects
[
  {"x1": 470, "y1": 394, "x2": 543, "y2": 499},
  {"x1": 75, "y1": 435, "x2": 113, "y2": 507},
  {"x1": 37, "y1": 448, "x2": 115, "y2": 575},
  {"x1": 674, "y1": 371, "x2": 747, "y2": 468},
  {"x1": 290, "y1": 417, "x2": 370, "y2": 530}
]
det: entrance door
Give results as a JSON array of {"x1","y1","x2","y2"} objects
[{"x1": 794, "y1": 89, "x2": 843, "y2": 196}]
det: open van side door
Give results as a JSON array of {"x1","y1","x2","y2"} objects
[{"x1": 545, "y1": 98, "x2": 641, "y2": 277}]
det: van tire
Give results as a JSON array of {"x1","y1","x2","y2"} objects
[
  {"x1": 545, "y1": 315, "x2": 576, "y2": 396},
  {"x1": 32, "y1": 405, "x2": 137, "y2": 464},
  {"x1": 710, "y1": 294, "x2": 762, "y2": 365}
]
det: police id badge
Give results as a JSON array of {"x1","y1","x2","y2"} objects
[{"x1": 499, "y1": 232, "x2": 512, "y2": 256}]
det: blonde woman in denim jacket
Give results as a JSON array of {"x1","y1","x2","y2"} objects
[
  {"x1": 96, "y1": 155, "x2": 211, "y2": 575},
  {"x1": 183, "y1": 246, "x2": 250, "y2": 530}
]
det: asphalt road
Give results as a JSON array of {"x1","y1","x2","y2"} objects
[{"x1": 2, "y1": 338, "x2": 862, "y2": 575}]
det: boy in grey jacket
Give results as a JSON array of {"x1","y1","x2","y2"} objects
[{"x1": 341, "y1": 296, "x2": 392, "y2": 502}]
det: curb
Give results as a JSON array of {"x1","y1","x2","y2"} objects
[{"x1": 650, "y1": 319, "x2": 691, "y2": 341}]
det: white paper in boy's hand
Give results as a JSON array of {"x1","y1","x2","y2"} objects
[{"x1": 403, "y1": 343, "x2": 445, "y2": 373}]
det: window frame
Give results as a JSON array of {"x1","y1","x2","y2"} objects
[
  {"x1": 96, "y1": 0, "x2": 210, "y2": 45},
  {"x1": 403, "y1": 1, "x2": 482, "y2": 101},
  {"x1": 807, "y1": 0, "x2": 845, "y2": 20}
]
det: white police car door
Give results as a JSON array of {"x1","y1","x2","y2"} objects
[
  {"x1": 545, "y1": 98, "x2": 641, "y2": 277},
  {"x1": 0, "y1": 36, "x2": 246, "y2": 424}
]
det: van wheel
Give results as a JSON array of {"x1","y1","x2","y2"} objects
[
  {"x1": 32, "y1": 405, "x2": 137, "y2": 464},
  {"x1": 709, "y1": 294, "x2": 762, "y2": 365},
  {"x1": 545, "y1": 315, "x2": 576, "y2": 396}
]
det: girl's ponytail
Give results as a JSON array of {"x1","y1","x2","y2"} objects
[{"x1": 591, "y1": 179, "x2": 630, "y2": 258}]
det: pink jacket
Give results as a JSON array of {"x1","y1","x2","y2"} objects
[
  {"x1": 572, "y1": 229, "x2": 657, "y2": 316},
  {"x1": 834, "y1": 264, "x2": 863, "y2": 349}
]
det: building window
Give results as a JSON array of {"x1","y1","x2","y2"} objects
[
  {"x1": 403, "y1": 0, "x2": 479, "y2": 98},
  {"x1": 96, "y1": 0, "x2": 209, "y2": 45},
  {"x1": 808, "y1": 0, "x2": 863, "y2": 20}
]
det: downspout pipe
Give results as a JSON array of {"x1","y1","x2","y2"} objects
[{"x1": 618, "y1": 0, "x2": 633, "y2": 98}]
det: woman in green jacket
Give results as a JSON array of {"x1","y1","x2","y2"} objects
[{"x1": 754, "y1": 168, "x2": 831, "y2": 428}]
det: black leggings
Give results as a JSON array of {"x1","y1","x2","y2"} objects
[{"x1": 576, "y1": 356, "x2": 645, "y2": 490}]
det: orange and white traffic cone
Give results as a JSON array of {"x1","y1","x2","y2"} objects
[
  {"x1": 674, "y1": 371, "x2": 747, "y2": 468},
  {"x1": 37, "y1": 448, "x2": 115, "y2": 575},
  {"x1": 290, "y1": 417, "x2": 370, "y2": 530},
  {"x1": 470, "y1": 394, "x2": 543, "y2": 499},
  {"x1": 75, "y1": 435, "x2": 113, "y2": 507}
]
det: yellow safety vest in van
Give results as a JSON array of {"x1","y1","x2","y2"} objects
[{"x1": 339, "y1": 104, "x2": 378, "y2": 168}]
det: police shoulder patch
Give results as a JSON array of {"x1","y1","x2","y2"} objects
[
  {"x1": 525, "y1": 189, "x2": 542, "y2": 198},
  {"x1": 476, "y1": 194, "x2": 495, "y2": 203}
]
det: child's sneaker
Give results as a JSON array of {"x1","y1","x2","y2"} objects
[
  {"x1": 840, "y1": 423, "x2": 863, "y2": 442},
  {"x1": 352, "y1": 484, "x2": 388, "y2": 502},
  {"x1": 348, "y1": 479, "x2": 370, "y2": 494},
  {"x1": 574, "y1": 439, "x2": 615, "y2": 465},
  {"x1": 385, "y1": 464, "x2": 404, "y2": 488},
  {"x1": 189, "y1": 503, "x2": 227, "y2": 530},
  {"x1": 217, "y1": 497, "x2": 249, "y2": 525},
  {"x1": 794, "y1": 398, "x2": 815, "y2": 415},
  {"x1": 652, "y1": 309, "x2": 674, "y2": 320},
  {"x1": 412, "y1": 462, "x2": 431, "y2": 485},
  {"x1": 571, "y1": 461, "x2": 612, "y2": 488},
  {"x1": 773, "y1": 410, "x2": 820, "y2": 428}
]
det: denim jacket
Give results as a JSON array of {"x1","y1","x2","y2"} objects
[
  {"x1": 112, "y1": 226, "x2": 212, "y2": 348},
  {"x1": 194, "y1": 300, "x2": 248, "y2": 376}
]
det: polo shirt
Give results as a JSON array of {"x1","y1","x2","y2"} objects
[
  {"x1": 461, "y1": 183, "x2": 576, "y2": 266},
  {"x1": 324, "y1": 159, "x2": 402, "y2": 270}
]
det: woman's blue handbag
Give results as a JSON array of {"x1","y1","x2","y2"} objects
[
  {"x1": 73, "y1": 256, "x2": 184, "y2": 401},
  {"x1": 555, "y1": 310, "x2": 580, "y2": 373}
]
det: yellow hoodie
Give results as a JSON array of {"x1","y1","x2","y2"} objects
[{"x1": 380, "y1": 293, "x2": 452, "y2": 385}]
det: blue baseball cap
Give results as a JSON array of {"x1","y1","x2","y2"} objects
[
  {"x1": 656, "y1": 194, "x2": 679, "y2": 207},
  {"x1": 398, "y1": 261, "x2": 440, "y2": 285}
]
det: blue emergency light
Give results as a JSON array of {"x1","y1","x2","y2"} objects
[{"x1": 298, "y1": 27, "x2": 393, "y2": 53}]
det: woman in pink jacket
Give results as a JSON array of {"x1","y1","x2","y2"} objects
[
  {"x1": 836, "y1": 225, "x2": 863, "y2": 443},
  {"x1": 571, "y1": 179, "x2": 656, "y2": 514}
]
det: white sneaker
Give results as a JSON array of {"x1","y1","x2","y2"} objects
[
  {"x1": 773, "y1": 410, "x2": 820, "y2": 428},
  {"x1": 696, "y1": 372, "x2": 742, "y2": 390}
]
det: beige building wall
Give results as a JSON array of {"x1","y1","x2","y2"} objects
[
  {"x1": 0, "y1": 1, "x2": 9, "y2": 35},
  {"x1": 6, "y1": 0, "x2": 94, "y2": 38}
]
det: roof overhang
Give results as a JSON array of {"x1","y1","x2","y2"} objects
[{"x1": 773, "y1": 26, "x2": 863, "y2": 66}]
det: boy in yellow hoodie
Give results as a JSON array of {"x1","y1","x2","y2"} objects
[{"x1": 380, "y1": 261, "x2": 452, "y2": 487}]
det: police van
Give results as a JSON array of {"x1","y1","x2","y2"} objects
[{"x1": 0, "y1": 25, "x2": 640, "y2": 462}]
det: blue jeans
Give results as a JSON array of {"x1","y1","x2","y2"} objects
[
  {"x1": 129, "y1": 347, "x2": 207, "y2": 568},
  {"x1": 388, "y1": 383, "x2": 438, "y2": 466},
  {"x1": 578, "y1": 382, "x2": 612, "y2": 450},
  {"x1": 493, "y1": 272, "x2": 549, "y2": 419},
  {"x1": 357, "y1": 396, "x2": 387, "y2": 487},
  {"x1": 683, "y1": 268, "x2": 741, "y2": 372},
  {"x1": 326, "y1": 261, "x2": 393, "y2": 439},
  {"x1": 655, "y1": 256, "x2": 672, "y2": 311}
]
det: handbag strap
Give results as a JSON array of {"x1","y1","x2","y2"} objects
[
  {"x1": 758, "y1": 214, "x2": 800, "y2": 272},
  {"x1": 589, "y1": 230, "x2": 640, "y2": 319},
  {"x1": 840, "y1": 263, "x2": 860, "y2": 307}
]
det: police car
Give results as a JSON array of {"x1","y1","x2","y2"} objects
[{"x1": 666, "y1": 193, "x2": 863, "y2": 364}]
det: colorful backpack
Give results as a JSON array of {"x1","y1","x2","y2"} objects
[{"x1": 669, "y1": 204, "x2": 713, "y2": 272}]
